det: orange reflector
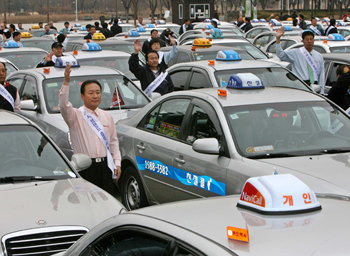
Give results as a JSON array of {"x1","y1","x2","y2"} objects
[
  {"x1": 73, "y1": 50, "x2": 78, "y2": 55},
  {"x1": 53, "y1": 33, "x2": 57, "y2": 36},
  {"x1": 191, "y1": 46, "x2": 196, "y2": 51},
  {"x1": 208, "y1": 60, "x2": 215, "y2": 65},
  {"x1": 323, "y1": 40, "x2": 328, "y2": 44},
  {"x1": 43, "y1": 68, "x2": 50, "y2": 74},
  {"x1": 202, "y1": 28, "x2": 205, "y2": 31},
  {"x1": 209, "y1": 38, "x2": 212, "y2": 41},
  {"x1": 270, "y1": 25, "x2": 273, "y2": 28},
  {"x1": 124, "y1": 35, "x2": 128, "y2": 38},
  {"x1": 86, "y1": 39, "x2": 90, "y2": 43},
  {"x1": 218, "y1": 89, "x2": 227, "y2": 97},
  {"x1": 206, "y1": 32, "x2": 210, "y2": 36},
  {"x1": 227, "y1": 226, "x2": 249, "y2": 242},
  {"x1": 75, "y1": 30, "x2": 77, "y2": 32}
]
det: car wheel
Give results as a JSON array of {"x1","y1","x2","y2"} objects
[{"x1": 121, "y1": 165, "x2": 148, "y2": 210}]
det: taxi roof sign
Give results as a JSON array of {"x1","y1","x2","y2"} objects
[
  {"x1": 283, "y1": 25, "x2": 292, "y2": 31},
  {"x1": 92, "y1": 32, "x2": 106, "y2": 41},
  {"x1": 21, "y1": 32, "x2": 32, "y2": 38},
  {"x1": 82, "y1": 42, "x2": 102, "y2": 51},
  {"x1": 237, "y1": 174, "x2": 321, "y2": 215},
  {"x1": 270, "y1": 19, "x2": 282, "y2": 26},
  {"x1": 210, "y1": 28, "x2": 223, "y2": 39},
  {"x1": 54, "y1": 55, "x2": 80, "y2": 68},
  {"x1": 328, "y1": 33, "x2": 345, "y2": 41},
  {"x1": 3, "y1": 41, "x2": 20, "y2": 48},
  {"x1": 146, "y1": 24, "x2": 156, "y2": 28},
  {"x1": 32, "y1": 25, "x2": 40, "y2": 29},
  {"x1": 127, "y1": 30, "x2": 140, "y2": 37},
  {"x1": 192, "y1": 38, "x2": 212, "y2": 48},
  {"x1": 137, "y1": 26, "x2": 146, "y2": 32},
  {"x1": 216, "y1": 50, "x2": 241, "y2": 61},
  {"x1": 227, "y1": 73, "x2": 263, "y2": 89}
]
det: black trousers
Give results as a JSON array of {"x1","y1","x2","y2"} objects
[{"x1": 79, "y1": 160, "x2": 120, "y2": 198}]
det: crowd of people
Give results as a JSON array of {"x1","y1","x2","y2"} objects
[{"x1": 1, "y1": 13, "x2": 350, "y2": 197}]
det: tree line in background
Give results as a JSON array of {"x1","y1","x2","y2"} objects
[{"x1": 1, "y1": 0, "x2": 350, "y2": 20}]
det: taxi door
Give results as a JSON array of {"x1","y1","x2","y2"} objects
[
  {"x1": 172, "y1": 98, "x2": 231, "y2": 200},
  {"x1": 134, "y1": 97, "x2": 192, "y2": 204}
]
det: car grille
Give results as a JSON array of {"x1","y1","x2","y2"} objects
[{"x1": 2, "y1": 226, "x2": 88, "y2": 256}]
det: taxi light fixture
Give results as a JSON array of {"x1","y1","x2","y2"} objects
[
  {"x1": 54, "y1": 55, "x2": 80, "y2": 68},
  {"x1": 21, "y1": 32, "x2": 32, "y2": 38},
  {"x1": 92, "y1": 32, "x2": 106, "y2": 41},
  {"x1": 43, "y1": 68, "x2": 50, "y2": 74},
  {"x1": 193, "y1": 38, "x2": 212, "y2": 48},
  {"x1": 218, "y1": 89, "x2": 227, "y2": 97},
  {"x1": 327, "y1": 33, "x2": 345, "y2": 41},
  {"x1": 82, "y1": 42, "x2": 102, "y2": 51},
  {"x1": 32, "y1": 25, "x2": 40, "y2": 29},
  {"x1": 237, "y1": 174, "x2": 322, "y2": 215},
  {"x1": 3, "y1": 41, "x2": 20, "y2": 48},
  {"x1": 208, "y1": 60, "x2": 215, "y2": 66},
  {"x1": 127, "y1": 31, "x2": 140, "y2": 37},
  {"x1": 216, "y1": 50, "x2": 241, "y2": 61},
  {"x1": 226, "y1": 73, "x2": 263, "y2": 89}
]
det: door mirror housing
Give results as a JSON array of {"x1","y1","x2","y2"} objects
[
  {"x1": 192, "y1": 138, "x2": 220, "y2": 155},
  {"x1": 20, "y1": 99, "x2": 37, "y2": 111},
  {"x1": 311, "y1": 83, "x2": 321, "y2": 93},
  {"x1": 70, "y1": 153, "x2": 92, "y2": 172}
]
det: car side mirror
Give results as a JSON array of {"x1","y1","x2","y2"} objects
[
  {"x1": 267, "y1": 52, "x2": 274, "y2": 58},
  {"x1": 151, "y1": 92, "x2": 161, "y2": 100},
  {"x1": 192, "y1": 138, "x2": 220, "y2": 155},
  {"x1": 311, "y1": 83, "x2": 321, "y2": 93},
  {"x1": 20, "y1": 99, "x2": 37, "y2": 111},
  {"x1": 70, "y1": 153, "x2": 92, "y2": 172}
]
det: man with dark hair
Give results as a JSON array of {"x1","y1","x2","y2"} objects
[
  {"x1": 94, "y1": 21, "x2": 102, "y2": 31},
  {"x1": 299, "y1": 14, "x2": 307, "y2": 30},
  {"x1": 243, "y1": 17, "x2": 253, "y2": 32},
  {"x1": 37, "y1": 42, "x2": 64, "y2": 67},
  {"x1": 179, "y1": 19, "x2": 193, "y2": 35},
  {"x1": 38, "y1": 22, "x2": 43, "y2": 28},
  {"x1": 276, "y1": 27, "x2": 325, "y2": 94},
  {"x1": 110, "y1": 19, "x2": 122, "y2": 36},
  {"x1": 17, "y1": 23, "x2": 25, "y2": 31},
  {"x1": 129, "y1": 40, "x2": 174, "y2": 96},
  {"x1": 149, "y1": 35, "x2": 177, "y2": 69},
  {"x1": 11, "y1": 31, "x2": 22, "y2": 47},
  {"x1": 142, "y1": 29, "x2": 166, "y2": 53},
  {"x1": 4, "y1": 24, "x2": 15, "y2": 39},
  {"x1": 40, "y1": 24, "x2": 53, "y2": 36},
  {"x1": 325, "y1": 18, "x2": 338, "y2": 36},
  {"x1": 0, "y1": 62, "x2": 20, "y2": 112},
  {"x1": 327, "y1": 65, "x2": 350, "y2": 109},
  {"x1": 84, "y1": 25, "x2": 97, "y2": 39},
  {"x1": 310, "y1": 17, "x2": 324, "y2": 35},
  {"x1": 59, "y1": 65, "x2": 121, "y2": 197},
  {"x1": 60, "y1": 21, "x2": 70, "y2": 34},
  {"x1": 160, "y1": 28, "x2": 177, "y2": 46},
  {"x1": 100, "y1": 22, "x2": 112, "y2": 38},
  {"x1": 49, "y1": 21, "x2": 57, "y2": 31}
]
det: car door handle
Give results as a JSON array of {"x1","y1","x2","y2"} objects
[
  {"x1": 175, "y1": 157, "x2": 185, "y2": 164},
  {"x1": 137, "y1": 144, "x2": 146, "y2": 150}
]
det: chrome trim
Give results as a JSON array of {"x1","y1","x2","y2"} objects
[{"x1": 2, "y1": 226, "x2": 88, "y2": 256}]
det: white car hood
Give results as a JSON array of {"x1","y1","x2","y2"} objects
[
  {"x1": 0, "y1": 178, "x2": 123, "y2": 237},
  {"x1": 257, "y1": 153, "x2": 350, "y2": 195}
]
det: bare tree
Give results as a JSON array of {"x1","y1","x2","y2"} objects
[
  {"x1": 148, "y1": 0, "x2": 157, "y2": 18},
  {"x1": 161, "y1": 0, "x2": 171, "y2": 10},
  {"x1": 122, "y1": 0, "x2": 133, "y2": 22}
]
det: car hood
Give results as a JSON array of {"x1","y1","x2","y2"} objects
[
  {"x1": 0, "y1": 178, "x2": 123, "y2": 236},
  {"x1": 255, "y1": 153, "x2": 350, "y2": 196}
]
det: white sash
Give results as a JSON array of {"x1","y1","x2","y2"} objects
[
  {"x1": 310, "y1": 25, "x2": 321, "y2": 35},
  {"x1": 239, "y1": 23, "x2": 246, "y2": 29},
  {"x1": 325, "y1": 25, "x2": 335, "y2": 36},
  {"x1": 158, "y1": 51, "x2": 164, "y2": 64},
  {"x1": 79, "y1": 107, "x2": 116, "y2": 174},
  {"x1": 144, "y1": 71, "x2": 168, "y2": 96},
  {"x1": 0, "y1": 83, "x2": 14, "y2": 110},
  {"x1": 182, "y1": 24, "x2": 187, "y2": 33},
  {"x1": 300, "y1": 47, "x2": 319, "y2": 81}
]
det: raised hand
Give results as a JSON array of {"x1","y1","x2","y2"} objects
[
  {"x1": 134, "y1": 39, "x2": 142, "y2": 53},
  {"x1": 276, "y1": 26, "x2": 285, "y2": 38},
  {"x1": 64, "y1": 64, "x2": 71, "y2": 85}
]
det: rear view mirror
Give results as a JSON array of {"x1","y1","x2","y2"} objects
[
  {"x1": 20, "y1": 99, "x2": 37, "y2": 111},
  {"x1": 71, "y1": 153, "x2": 92, "y2": 172},
  {"x1": 311, "y1": 84, "x2": 321, "y2": 93},
  {"x1": 192, "y1": 138, "x2": 220, "y2": 155}
]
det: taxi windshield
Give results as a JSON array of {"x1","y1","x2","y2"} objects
[
  {"x1": 225, "y1": 101, "x2": 350, "y2": 158},
  {"x1": 0, "y1": 51, "x2": 46, "y2": 69},
  {"x1": 22, "y1": 40, "x2": 53, "y2": 52},
  {"x1": 215, "y1": 42, "x2": 268, "y2": 59},
  {"x1": 43, "y1": 75, "x2": 149, "y2": 113},
  {"x1": 0, "y1": 125, "x2": 74, "y2": 180},
  {"x1": 330, "y1": 46, "x2": 350, "y2": 53},
  {"x1": 215, "y1": 67, "x2": 311, "y2": 91},
  {"x1": 78, "y1": 57, "x2": 137, "y2": 80}
]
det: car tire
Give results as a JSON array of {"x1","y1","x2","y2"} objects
[{"x1": 121, "y1": 165, "x2": 148, "y2": 210}]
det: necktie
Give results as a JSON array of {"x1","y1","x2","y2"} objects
[{"x1": 307, "y1": 63, "x2": 315, "y2": 84}]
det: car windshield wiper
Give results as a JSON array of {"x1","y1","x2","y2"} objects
[
  {"x1": 247, "y1": 153, "x2": 299, "y2": 159},
  {"x1": 319, "y1": 148, "x2": 350, "y2": 154},
  {"x1": 0, "y1": 176, "x2": 56, "y2": 183}
]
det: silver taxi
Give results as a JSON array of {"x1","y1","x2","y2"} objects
[
  {"x1": 0, "y1": 47, "x2": 47, "y2": 69},
  {"x1": 167, "y1": 56, "x2": 312, "y2": 92},
  {"x1": 7, "y1": 65, "x2": 150, "y2": 158},
  {"x1": 116, "y1": 85, "x2": 350, "y2": 210},
  {"x1": 0, "y1": 110, "x2": 124, "y2": 256},
  {"x1": 0, "y1": 57, "x2": 18, "y2": 76},
  {"x1": 55, "y1": 174, "x2": 350, "y2": 256},
  {"x1": 285, "y1": 37, "x2": 350, "y2": 53}
]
